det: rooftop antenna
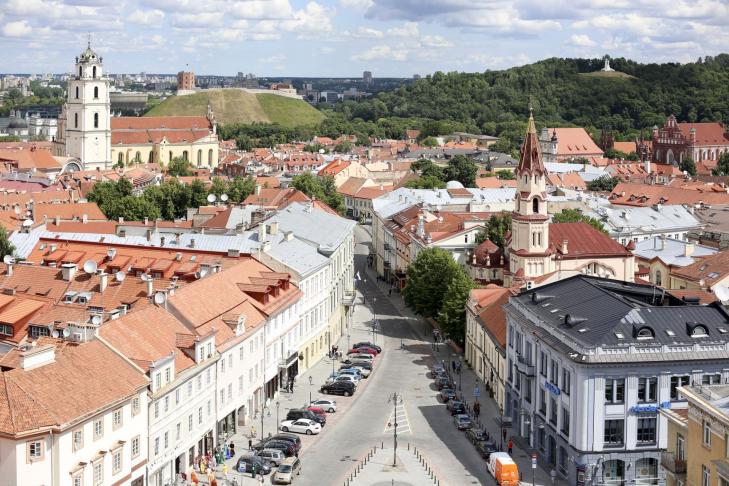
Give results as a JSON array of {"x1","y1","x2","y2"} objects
[{"x1": 115, "y1": 271, "x2": 126, "y2": 282}]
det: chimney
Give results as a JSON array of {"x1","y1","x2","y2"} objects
[
  {"x1": 190, "y1": 238, "x2": 196, "y2": 249},
  {"x1": 255, "y1": 184, "x2": 262, "y2": 195},
  {"x1": 690, "y1": 127, "x2": 697, "y2": 143},
  {"x1": 684, "y1": 242, "x2": 695, "y2": 257},
  {"x1": 20, "y1": 344, "x2": 55, "y2": 370},
  {"x1": 146, "y1": 228, "x2": 153, "y2": 241},
  {"x1": 6, "y1": 262, "x2": 13, "y2": 276},
  {"x1": 146, "y1": 278, "x2": 154, "y2": 297},
  {"x1": 55, "y1": 215, "x2": 60, "y2": 226},
  {"x1": 61, "y1": 263, "x2": 77, "y2": 281},
  {"x1": 269, "y1": 221, "x2": 279, "y2": 235},
  {"x1": 284, "y1": 231, "x2": 294, "y2": 241},
  {"x1": 99, "y1": 272, "x2": 109, "y2": 292},
  {"x1": 561, "y1": 239, "x2": 569, "y2": 254},
  {"x1": 258, "y1": 224, "x2": 266, "y2": 242},
  {"x1": 82, "y1": 214, "x2": 88, "y2": 224},
  {"x1": 144, "y1": 217, "x2": 149, "y2": 226},
  {"x1": 262, "y1": 240, "x2": 271, "y2": 252},
  {"x1": 417, "y1": 214, "x2": 425, "y2": 238},
  {"x1": 118, "y1": 216, "x2": 124, "y2": 223},
  {"x1": 659, "y1": 235, "x2": 665, "y2": 251}
]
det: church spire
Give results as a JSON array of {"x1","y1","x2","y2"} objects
[{"x1": 517, "y1": 109, "x2": 546, "y2": 175}]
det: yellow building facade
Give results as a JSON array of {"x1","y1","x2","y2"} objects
[{"x1": 681, "y1": 385, "x2": 729, "y2": 486}]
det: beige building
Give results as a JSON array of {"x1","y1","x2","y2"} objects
[
  {"x1": 465, "y1": 287, "x2": 515, "y2": 413},
  {"x1": 680, "y1": 384, "x2": 729, "y2": 486},
  {"x1": 660, "y1": 407, "x2": 688, "y2": 486}
]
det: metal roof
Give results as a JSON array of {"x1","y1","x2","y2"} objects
[
  {"x1": 268, "y1": 202, "x2": 356, "y2": 254},
  {"x1": 634, "y1": 237, "x2": 717, "y2": 266},
  {"x1": 585, "y1": 203, "x2": 701, "y2": 235}
]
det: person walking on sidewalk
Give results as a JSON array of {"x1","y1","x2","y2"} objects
[
  {"x1": 550, "y1": 468, "x2": 557, "y2": 484},
  {"x1": 507, "y1": 438, "x2": 513, "y2": 454},
  {"x1": 474, "y1": 401, "x2": 481, "y2": 418}
]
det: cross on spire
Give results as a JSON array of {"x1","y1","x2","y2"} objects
[{"x1": 87, "y1": 32, "x2": 91, "y2": 49}]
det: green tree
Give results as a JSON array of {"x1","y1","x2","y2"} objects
[
  {"x1": 438, "y1": 269, "x2": 477, "y2": 345},
  {"x1": 333, "y1": 141, "x2": 352, "y2": 153},
  {"x1": 586, "y1": 176, "x2": 620, "y2": 192},
  {"x1": 420, "y1": 136, "x2": 439, "y2": 147},
  {"x1": 443, "y1": 155, "x2": 478, "y2": 187},
  {"x1": 404, "y1": 175, "x2": 447, "y2": 189},
  {"x1": 496, "y1": 170, "x2": 516, "y2": 180},
  {"x1": 713, "y1": 153, "x2": 729, "y2": 176},
  {"x1": 552, "y1": 208, "x2": 607, "y2": 234},
  {"x1": 291, "y1": 173, "x2": 346, "y2": 214},
  {"x1": 486, "y1": 214, "x2": 512, "y2": 248},
  {"x1": 236, "y1": 135, "x2": 254, "y2": 151},
  {"x1": 167, "y1": 157, "x2": 193, "y2": 177},
  {"x1": 303, "y1": 143, "x2": 325, "y2": 153},
  {"x1": 226, "y1": 176, "x2": 257, "y2": 203},
  {"x1": 0, "y1": 226, "x2": 15, "y2": 260},
  {"x1": 403, "y1": 247, "x2": 463, "y2": 318},
  {"x1": 679, "y1": 157, "x2": 696, "y2": 176}
]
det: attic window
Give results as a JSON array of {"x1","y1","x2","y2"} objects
[
  {"x1": 614, "y1": 332, "x2": 625, "y2": 339},
  {"x1": 699, "y1": 264, "x2": 708, "y2": 271},
  {"x1": 636, "y1": 327, "x2": 654, "y2": 340},
  {"x1": 665, "y1": 330, "x2": 676, "y2": 337},
  {"x1": 708, "y1": 272, "x2": 720, "y2": 279},
  {"x1": 691, "y1": 325, "x2": 708, "y2": 338}
]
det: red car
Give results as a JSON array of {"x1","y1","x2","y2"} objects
[
  {"x1": 306, "y1": 406, "x2": 327, "y2": 418},
  {"x1": 347, "y1": 347, "x2": 378, "y2": 356}
]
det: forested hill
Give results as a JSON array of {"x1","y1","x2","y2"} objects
[{"x1": 332, "y1": 55, "x2": 729, "y2": 150}]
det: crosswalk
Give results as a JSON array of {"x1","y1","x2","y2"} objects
[{"x1": 384, "y1": 398, "x2": 411, "y2": 435}]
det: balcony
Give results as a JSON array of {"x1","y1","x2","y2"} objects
[
  {"x1": 342, "y1": 290, "x2": 356, "y2": 306},
  {"x1": 516, "y1": 355, "x2": 535, "y2": 377},
  {"x1": 661, "y1": 452, "x2": 686, "y2": 474}
]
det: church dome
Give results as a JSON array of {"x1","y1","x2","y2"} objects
[
  {"x1": 7, "y1": 116, "x2": 27, "y2": 129},
  {"x1": 445, "y1": 180, "x2": 464, "y2": 189}
]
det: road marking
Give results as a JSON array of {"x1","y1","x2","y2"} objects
[{"x1": 384, "y1": 398, "x2": 411, "y2": 435}]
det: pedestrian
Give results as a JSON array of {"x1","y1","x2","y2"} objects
[
  {"x1": 229, "y1": 441, "x2": 235, "y2": 457},
  {"x1": 507, "y1": 438, "x2": 513, "y2": 454},
  {"x1": 388, "y1": 287, "x2": 392, "y2": 296},
  {"x1": 550, "y1": 468, "x2": 557, "y2": 485},
  {"x1": 251, "y1": 463, "x2": 257, "y2": 479},
  {"x1": 474, "y1": 401, "x2": 481, "y2": 417},
  {"x1": 248, "y1": 438, "x2": 252, "y2": 450},
  {"x1": 451, "y1": 360, "x2": 456, "y2": 372}
]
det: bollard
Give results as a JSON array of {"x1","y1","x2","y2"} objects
[{"x1": 382, "y1": 441, "x2": 384, "y2": 449}]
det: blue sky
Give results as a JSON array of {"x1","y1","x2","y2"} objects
[{"x1": 0, "y1": 0, "x2": 728, "y2": 77}]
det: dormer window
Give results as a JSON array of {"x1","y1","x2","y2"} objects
[
  {"x1": 636, "y1": 327, "x2": 654, "y2": 340},
  {"x1": 687, "y1": 322, "x2": 709, "y2": 338}
]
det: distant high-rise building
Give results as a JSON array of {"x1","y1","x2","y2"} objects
[
  {"x1": 413, "y1": 74, "x2": 421, "y2": 80},
  {"x1": 363, "y1": 71, "x2": 373, "y2": 85},
  {"x1": 177, "y1": 71, "x2": 195, "y2": 91}
]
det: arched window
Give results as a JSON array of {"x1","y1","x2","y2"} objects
[
  {"x1": 532, "y1": 198, "x2": 539, "y2": 214},
  {"x1": 197, "y1": 149, "x2": 202, "y2": 165},
  {"x1": 118, "y1": 152, "x2": 124, "y2": 164},
  {"x1": 655, "y1": 270, "x2": 662, "y2": 286},
  {"x1": 93, "y1": 113, "x2": 99, "y2": 128},
  {"x1": 74, "y1": 113, "x2": 78, "y2": 128},
  {"x1": 135, "y1": 151, "x2": 141, "y2": 163},
  {"x1": 208, "y1": 149, "x2": 213, "y2": 166},
  {"x1": 691, "y1": 325, "x2": 708, "y2": 338},
  {"x1": 636, "y1": 327, "x2": 654, "y2": 340},
  {"x1": 634, "y1": 458, "x2": 658, "y2": 485},
  {"x1": 79, "y1": 66, "x2": 82, "y2": 78},
  {"x1": 93, "y1": 87, "x2": 98, "y2": 99},
  {"x1": 92, "y1": 66, "x2": 97, "y2": 79},
  {"x1": 602, "y1": 460, "x2": 625, "y2": 485},
  {"x1": 75, "y1": 87, "x2": 79, "y2": 99},
  {"x1": 169, "y1": 151, "x2": 173, "y2": 162},
  {"x1": 148, "y1": 151, "x2": 154, "y2": 164},
  {"x1": 182, "y1": 150, "x2": 189, "y2": 161}
]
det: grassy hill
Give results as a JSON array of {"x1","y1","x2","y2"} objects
[
  {"x1": 580, "y1": 70, "x2": 635, "y2": 79},
  {"x1": 145, "y1": 89, "x2": 325, "y2": 127}
]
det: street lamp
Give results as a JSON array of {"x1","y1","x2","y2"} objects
[
  {"x1": 308, "y1": 376, "x2": 313, "y2": 404},
  {"x1": 276, "y1": 401, "x2": 280, "y2": 431},
  {"x1": 371, "y1": 297, "x2": 377, "y2": 344},
  {"x1": 459, "y1": 357, "x2": 463, "y2": 391}
]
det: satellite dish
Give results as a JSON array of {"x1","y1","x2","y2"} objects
[
  {"x1": 23, "y1": 219, "x2": 33, "y2": 227},
  {"x1": 220, "y1": 193, "x2": 229, "y2": 202},
  {"x1": 51, "y1": 330, "x2": 59, "y2": 338},
  {"x1": 207, "y1": 194, "x2": 216, "y2": 203},
  {"x1": 3, "y1": 255, "x2": 14, "y2": 265},
  {"x1": 140, "y1": 273, "x2": 150, "y2": 282},
  {"x1": 318, "y1": 149, "x2": 325, "y2": 154},
  {"x1": 91, "y1": 315, "x2": 102, "y2": 325},
  {"x1": 62, "y1": 328, "x2": 71, "y2": 338},
  {"x1": 154, "y1": 291, "x2": 166, "y2": 305},
  {"x1": 83, "y1": 260, "x2": 98, "y2": 274},
  {"x1": 199, "y1": 268, "x2": 208, "y2": 278},
  {"x1": 115, "y1": 271, "x2": 126, "y2": 282},
  {"x1": 13, "y1": 206, "x2": 20, "y2": 215},
  {"x1": 714, "y1": 284, "x2": 729, "y2": 303},
  {"x1": 194, "y1": 271, "x2": 201, "y2": 279}
]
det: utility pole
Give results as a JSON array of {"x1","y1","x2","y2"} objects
[{"x1": 389, "y1": 392, "x2": 402, "y2": 467}]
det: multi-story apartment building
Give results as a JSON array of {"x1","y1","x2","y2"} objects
[
  {"x1": 0, "y1": 338, "x2": 149, "y2": 486},
  {"x1": 504, "y1": 275, "x2": 729, "y2": 486}
]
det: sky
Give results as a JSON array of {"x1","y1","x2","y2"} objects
[{"x1": 0, "y1": 0, "x2": 728, "y2": 77}]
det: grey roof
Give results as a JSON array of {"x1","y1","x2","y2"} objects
[
  {"x1": 9, "y1": 225, "x2": 46, "y2": 258},
  {"x1": 634, "y1": 237, "x2": 716, "y2": 266},
  {"x1": 372, "y1": 187, "x2": 517, "y2": 219},
  {"x1": 219, "y1": 206, "x2": 261, "y2": 230},
  {"x1": 512, "y1": 275, "x2": 729, "y2": 349},
  {"x1": 265, "y1": 237, "x2": 329, "y2": 277},
  {"x1": 267, "y1": 202, "x2": 355, "y2": 254},
  {"x1": 585, "y1": 203, "x2": 701, "y2": 235}
]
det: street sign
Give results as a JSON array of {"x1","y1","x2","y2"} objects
[
  {"x1": 531, "y1": 453, "x2": 537, "y2": 469},
  {"x1": 473, "y1": 387, "x2": 481, "y2": 398}
]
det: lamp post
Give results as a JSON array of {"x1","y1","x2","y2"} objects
[
  {"x1": 276, "y1": 401, "x2": 280, "y2": 431},
  {"x1": 347, "y1": 332, "x2": 351, "y2": 351},
  {"x1": 372, "y1": 297, "x2": 377, "y2": 344},
  {"x1": 459, "y1": 357, "x2": 463, "y2": 391},
  {"x1": 308, "y1": 376, "x2": 313, "y2": 404}
]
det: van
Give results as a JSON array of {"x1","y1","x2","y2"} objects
[
  {"x1": 272, "y1": 456, "x2": 301, "y2": 484},
  {"x1": 487, "y1": 452, "x2": 519, "y2": 486}
]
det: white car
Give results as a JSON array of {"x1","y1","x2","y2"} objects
[
  {"x1": 351, "y1": 366, "x2": 371, "y2": 378},
  {"x1": 310, "y1": 399, "x2": 337, "y2": 413},
  {"x1": 335, "y1": 375, "x2": 359, "y2": 386},
  {"x1": 348, "y1": 353, "x2": 373, "y2": 361},
  {"x1": 339, "y1": 369, "x2": 363, "y2": 380},
  {"x1": 280, "y1": 418, "x2": 321, "y2": 435}
]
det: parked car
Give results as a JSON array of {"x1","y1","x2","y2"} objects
[
  {"x1": 309, "y1": 399, "x2": 337, "y2": 413},
  {"x1": 272, "y1": 456, "x2": 302, "y2": 484},
  {"x1": 430, "y1": 363, "x2": 446, "y2": 378},
  {"x1": 476, "y1": 440, "x2": 499, "y2": 461},
  {"x1": 236, "y1": 455, "x2": 273, "y2": 474},
  {"x1": 454, "y1": 414, "x2": 472, "y2": 430},
  {"x1": 305, "y1": 406, "x2": 327, "y2": 418},
  {"x1": 270, "y1": 434, "x2": 302, "y2": 452},
  {"x1": 447, "y1": 400, "x2": 466, "y2": 415},
  {"x1": 335, "y1": 375, "x2": 360, "y2": 386},
  {"x1": 351, "y1": 365, "x2": 371, "y2": 378},
  {"x1": 280, "y1": 418, "x2": 321, "y2": 435},
  {"x1": 347, "y1": 347, "x2": 378, "y2": 356},
  {"x1": 440, "y1": 388, "x2": 456, "y2": 402},
  {"x1": 352, "y1": 342, "x2": 382, "y2": 353},
  {"x1": 321, "y1": 381, "x2": 355, "y2": 396},
  {"x1": 436, "y1": 376, "x2": 453, "y2": 391},
  {"x1": 338, "y1": 368, "x2": 364, "y2": 379},
  {"x1": 465, "y1": 428, "x2": 491, "y2": 444},
  {"x1": 347, "y1": 353, "x2": 373, "y2": 361},
  {"x1": 256, "y1": 449, "x2": 285, "y2": 466},
  {"x1": 260, "y1": 440, "x2": 297, "y2": 457},
  {"x1": 286, "y1": 409, "x2": 326, "y2": 426},
  {"x1": 346, "y1": 358, "x2": 373, "y2": 369}
]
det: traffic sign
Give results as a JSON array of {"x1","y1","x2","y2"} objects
[
  {"x1": 473, "y1": 387, "x2": 481, "y2": 398},
  {"x1": 531, "y1": 453, "x2": 537, "y2": 469}
]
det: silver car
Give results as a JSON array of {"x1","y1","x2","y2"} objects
[
  {"x1": 454, "y1": 414, "x2": 472, "y2": 430},
  {"x1": 257, "y1": 449, "x2": 285, "y2": 466}
]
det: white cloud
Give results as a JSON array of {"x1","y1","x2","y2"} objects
[
  {"x1": 339, "y1": 0, "x2": 373, "y2": 10},
  {"x1": 569, "y1": 34, "x2": 596, "y2": 47},
  {"x1": 259, "y1": 53, "x2": 287, "y2": 64},
  {"x1": 347, "y1": 26, "x2": 384, "y2": 38},
  {"x1": 353, "y1": 45, "x2": 407, "y2": 61},
  {"x1": 173, "y1": 12, "x2": 224, "y2": 28},
  {"x1": 128, "y1": 9, "x2": 164, "y2": 26},
  {"x1": 280, "y1": 2, "x2": 333, "y2": 35},
  {"x1": 387, "y1": 22, "x2": 419, "y2": 38},
  {"x1": 229, "y1": 0, "x2": 294, "y2": 20},
  {"x1": 2, "y1": 20, "x2": 32, "y2": 37},
  {"x1": 421, "y1": 35, "x2": 454, "y2": 48}
]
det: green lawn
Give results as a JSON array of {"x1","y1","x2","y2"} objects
[{"x1": 256, "y1": 93, "x2": 325, "y2": 127}]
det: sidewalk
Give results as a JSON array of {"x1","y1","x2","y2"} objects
[{"x1": 349, "y1": 445, "x2": 443, "y2": 486}]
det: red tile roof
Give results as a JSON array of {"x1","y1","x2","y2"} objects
[
  {"x1": 549, "y1": 222, "x2": 631, "y2": 258},
  {"x1": 111, "y1": 116, "x2": 212, "y2": 131},
  {"x1": 609, "y1": 182, "x2": 729, "y2": 207},
  {"x1": 548, "y1": 128, "x2": 604, "y2": 157},
  {"x1": 678, "y1": 123, "x2": 729, "y2": 146},
  {"x1": 470, "y1": 287, "x2": 518, "y2": 348},
  {"x1": 33, "y1": 202, "x2": 106, "y2": 223},
  {"x1": 318, "y1": 160, "x2": 350, "y2": 176},
  {"x1": 0, "y1": 148, "x2": 61, "y2": 171}
]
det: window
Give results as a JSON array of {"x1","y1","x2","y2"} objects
[
  {"x1": 93, "y1": 419, "x2": 103, "y2": 440},
  {"x1": 27, "y1": 440, "x2": 43, "y2": 461},
  {"x1": 155, "y1": 373, "x2": 161, "y2": 389},
  {"x1": 677, "y1": 435, "x2": 685, "y2": 461},
  {"x1": 539, "y1": 352, "x2": 547, "y2": 376},
  {"x1": 703, "y1": 373, "x2": 722, "y2": 385},
  {"x1": 551, "y1": 359, "x2": 559, "y2": 383},
  {"x1": 638, "y1": 378, "x2": 658, "y2": 403},
  {"x1": 176, "y1": 422, "x2": 181, "y2": 441},
  {"x1": 702, "y1": 465, "x2": 710, "y2": 486},
  {"x1": 164, "y1": 396, "x2": 169, "y2": 412},
  {"x1": 75, "y1": 86, "x2": 79, "y2": 99},
  {"x1": 93, "y1": 112, "x2": 99, "y2": 128},
  {"x1": 73, "y1": 473, "x2": 82, "y2": 486},
  {"x1": 112, "y1": 449, "x2": 122, "y2": 475},
  {"x1": 164, "y1": 431, "x2": 169, "y2": 449},
  {"x1": 636, "y1": 418, "x2": 656, "y2": 444},
  {"x1": 154, "y1": 402, "x2": 159, "y2": 419},
  {"x1": 93, "y1": 461, "x2": 103, "y2": 485},
  {"x1": 188, "y1": 381, "x2": 193, "y2": 397},
  {"x1": 176, "y1": 389, "x2": 180, "y2": 405},
  {"x1": 671, "y1": 375, "x2": 691, "y2": 400},
  {"x1": 539, "y1": 388, "x2": 547, "y2": 415},
  {"x1": 92, "y1": 66, "x2": 97, "y2": 79},
  {"x1": 207, "y1": 399, "x2": 211, "y2": 416},
  {"x1": 198, "y1": 407, "x2": 203, "y2": 424},
  {"x1": 112, "y1": 408, "x2": 123, "y2": 429},
  {"x1": 132, "y1": 436, "x2": 140, "y2": 458},
  {"x1": 73, "y1": 429, "x2": 83, "y2": 451},
  {"x1": 220, "y1": 389, "x2": 225, "y2": 405},
  {"x1": 604, "y1": 419, "x2": 624, "y2": 446},
  {"x1": 132, "y1": 397, "x2": 140, "y2": 416},
  {"x1": 561, "y1": 408, "x2": 570, "y2": 436},
  {"x1": 93, "y1": 86, "x2": 99, "y2": 99},
  {"x1": 508, "y1": 325, "x2": 514, "y2": 348},
  {"x1": 561, "y1": 369, "x2": 571, "y2": 395},
  {"x1": 550, "y1": 396, "x2": 558, "y2": 425},
  {"x1": 74, "y1": 113, "x2": 78, "y2": 128},
  {"x1": 532, "y1": 198, "x2": 539, "y2": 214},
  {"x1": 692, "y1": 325, "x2": 709, "y2": 338},
  {"x1": 605, "y1": 378, "x2": 625, "y2": 404},
  {"x1": 165, "y1": 368, "x2": 171, "y2": 383},
  {"x1": 704, "y1": 420, "x2": 712, "y2": 446},
  {"x1": 221, "y1": 359, "x2": 225, "y2": 373},
  {"x1": 79, "y1": 66, "x2": 83, "y2": 77},
  {"x1": 227, "y1": 383, "x2": 233, "y2": 401},
  {"x1": 197, "y1": 375, "x2": 202, "y2": 390},
  {"x1": 189, "y1": 414, "x2": 193, "y2": 432}
]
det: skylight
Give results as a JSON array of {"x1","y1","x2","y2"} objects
[
  {"x1": 665, "y1": 330, "x2": 676, "y2": 337},
  {"x1": 719, "y1": 328, "x2": 728, "y2": 334},
  {"x1": 708, "y1": 272, "x2": 720, "y2": 279},
  {"x1": 615, "y1": 332, "x2": 625, "y2": 339}
]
